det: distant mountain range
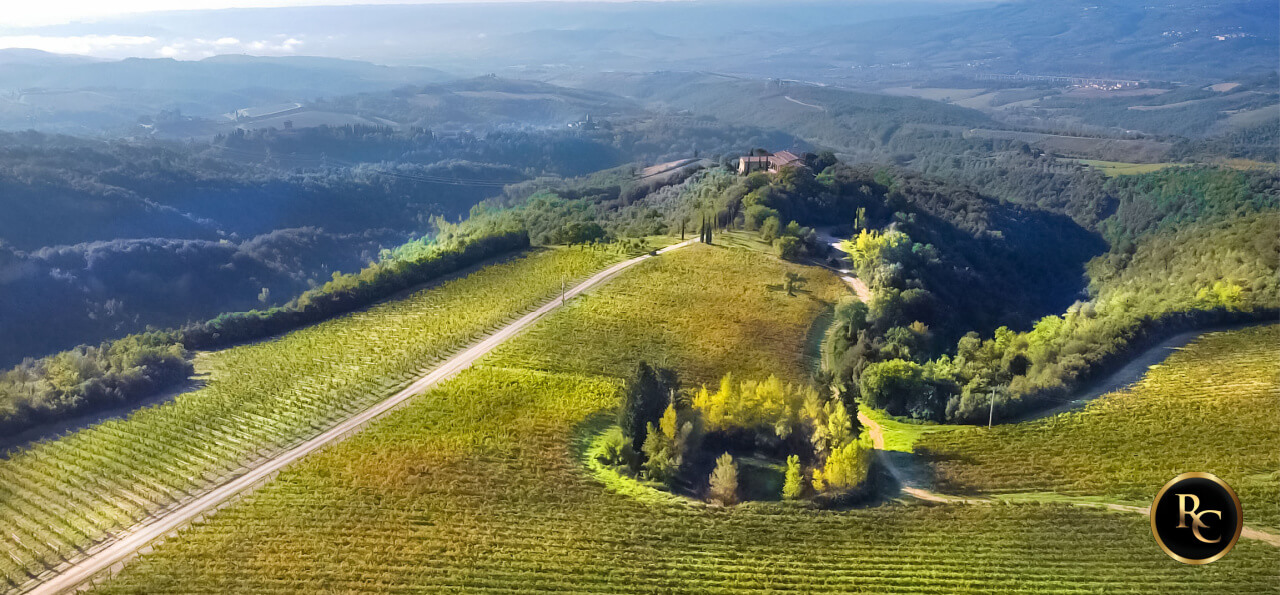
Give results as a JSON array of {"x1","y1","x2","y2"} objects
[
  {"x1": 2, "y1": 0, "x2": 1274, "y2": 80},
  {"x1": 0, "y1": 51, "x2": 451, "y2": 135},
  {"x1": 0, "y1": 0, "x2": 1274, "y2": 137}
]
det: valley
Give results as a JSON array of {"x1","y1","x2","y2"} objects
[{"x1": 0, "y1": 1, "x2": 1276, "y2": 592}]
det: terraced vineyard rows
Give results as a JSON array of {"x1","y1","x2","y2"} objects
[
  {"x1": 94, "y1": 246, "x2": 1278, "y2": 593},
  {"x1": 0, "y1": 247, "x2": 621, "y2": 590},
  {"x1": 918, "y1": 324, "x2": 1280, "y2": 531}
]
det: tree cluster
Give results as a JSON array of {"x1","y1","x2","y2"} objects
[
  {"x1": 602, "y1": 365, "x2": 871, "y2": 505},
  {"x1": 0, "y1": 333, "x2": 191, "y2": 439}
]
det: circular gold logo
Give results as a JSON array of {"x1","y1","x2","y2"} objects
[{"x1": 1150, "y1": 472, "x2": 1243, "y2": 564}]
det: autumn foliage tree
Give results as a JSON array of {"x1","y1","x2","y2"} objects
[{"x1": 708, "y1": 453, "x2": 738, "y2": 505}]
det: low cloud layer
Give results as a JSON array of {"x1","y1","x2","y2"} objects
[{"x1": 0, "y1": 33, "x2": 304, "y2": 59}]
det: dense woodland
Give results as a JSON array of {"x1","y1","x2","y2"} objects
[{"x1": 825, "y1": 165, "x2": 1279, "y2": 422}]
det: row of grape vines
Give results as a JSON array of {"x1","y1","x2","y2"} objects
[
  {"x1": 95, "y1": 367, "x2": 1279, "y2": 594},
  {"x1": 490, "y1": 245, "x2": 846, "y2": 385},
  {"x1": 918, "y1": 323, "x2": 1280, "y2": 531},
  {"x1": 0, "y1": 246, "x2": 622, "y2": 590},
  {"x1": 93, "y1": 246, "x2": 1278, "y2": 593}
]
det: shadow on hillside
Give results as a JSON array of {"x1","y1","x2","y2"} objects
[{"x1": 1, "y1": 377, "x2": 206, "y2": 457}]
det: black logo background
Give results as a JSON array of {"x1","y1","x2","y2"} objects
[{"x1": 1151, "y1": 474, "x2": 1242, "y2": 564}]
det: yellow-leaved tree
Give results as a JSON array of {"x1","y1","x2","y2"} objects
[{"x1": 708, "y1": 453, "x2": 738, "y2": 506}]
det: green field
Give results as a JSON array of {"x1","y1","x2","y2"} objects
[
  {"x1": 0, "y1": 247, "x2": 620, "y2": 589},
  {"x1": 860, "y1": 407, "x2": 971, "y2": 453},
  {"x1": 491, "y1": 243, "x2": 846, "y2": 384},
  {"x1": 918, "y1": 324, "x2": 1280, "y2": 531},
  {"x1": 93, "y1": 246, "x2": 1279, "y2": 593},
  {"x1": 1076, "y1": 159, "x2": 1184, "y2": 176}
]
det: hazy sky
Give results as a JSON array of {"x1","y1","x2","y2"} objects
[
  {"x1": 10, "y1": 0, "x2": 662, "y2": 28},
  {"x1": 2, "y1": 0, "x2": 986, "y2": 60},
  {"x1": 1, "y1": 0, "x2": 704, "y2": 58}
]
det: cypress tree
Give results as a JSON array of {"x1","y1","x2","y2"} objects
[{"x1": 618, "y1": 361, "x2": 670, "y2": 457}]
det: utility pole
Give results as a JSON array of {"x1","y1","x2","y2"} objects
[{"x1": 988, "y1": 391, "x2": 995, "y2": 429}]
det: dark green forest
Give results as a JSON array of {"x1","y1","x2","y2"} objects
[{"x1": 824, "y1": 165, "x2": 1278, "y2": 422}]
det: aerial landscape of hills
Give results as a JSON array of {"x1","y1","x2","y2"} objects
[{"x1": 0, "y1": 0, "x2": 1275, "y2": 593}]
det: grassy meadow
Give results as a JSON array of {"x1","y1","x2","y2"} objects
[{"x1": 1076, "y1": 159, "x2": 1184, "y2": 176}]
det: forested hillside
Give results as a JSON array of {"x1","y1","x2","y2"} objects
[
  {"x1": 3, "y1": 117, "x2": 1275, "y2": 440},
  {"x1": 827, "y1": 165, "x2": 1278, "y2": 422},
  {"x1": 560, "y1": 73, "x2": 1139, "y2": 227},
  {"x1": 0, "y1": 114, "x2": 794, "y2": 365},
  {"x1": 498, "y1": 157, "x2": 1105, "y2": 351},
  {"x1": 0, "y1": 131, "x2": 522, "y2": 365}
]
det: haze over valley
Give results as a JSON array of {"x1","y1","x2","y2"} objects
[{"x1": 0, "y1": 2, "x2": 1275, "y2": 593}]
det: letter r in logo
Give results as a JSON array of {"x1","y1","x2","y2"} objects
[{"x1": 1176, "y1": 493, "x2": 1222, "y2": 544}]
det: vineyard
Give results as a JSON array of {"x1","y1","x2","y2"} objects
[
  {"x1": 491, "y1": 244, "x2": 846, "y2": 385},
  {"x1": 918, "y1": 323, "x2": 1280, "y2": 531},
  {"x1": 89, "y1": 246, "x2": 1278, "y2": 593},
  {"x1": 0, "y1": 246, "x2": 621, "y2": 590}
]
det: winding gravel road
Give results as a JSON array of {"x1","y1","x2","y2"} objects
[
  {"x1": 858, "y1": 403, "x2": 1280, "y2": 547},
  {"x1": 24, "y1": 240, "x2": 695, "y2": 595}
]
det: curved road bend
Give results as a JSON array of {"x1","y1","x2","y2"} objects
[
  {"x1": 857, "y1": 408, "x2": 1280, "y2": 547},
  {"x1": 25, "y1": 240, "x2": 696, "y2": 595}
]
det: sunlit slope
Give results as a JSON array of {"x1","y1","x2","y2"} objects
[
  {"x1": 0, "y1": 247, "x2": 618, "y2": 589},
  {"x1": 492, "y1": 244, "x2": 846, "y2": 384},
  {"x1": 95, "y1": 246, "x2": 1276, "y2": 593},
  {"x1": 919, "y1": 324, "x2": 1280, "y2": 530}
]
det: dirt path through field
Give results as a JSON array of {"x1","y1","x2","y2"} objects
[
  {"x1": 810, "y1": 229, "x2": 872, "y2": 302},
  {"x1": 857, "y1": 410, "x2": 1280, "y2": 546},
  {"x1": 858, "y1": 411, "x2": 986, "y2": 504},
  {"x1": 22, "y1": 240, "x2": 699, "y2": 595},
  {"x1": 783, "y1": 95, "x2": 826, "y2": 111},
  {"x1": 1010, "y1": 322, "x2": 1268, "y2": 423}
]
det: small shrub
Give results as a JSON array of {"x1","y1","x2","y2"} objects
[
  {"x1": 594, "y1": 426, "x2": 637, "y2": 468},
  {"x1": 782, "y1": 455, "x2": 805, "y2": 500}
]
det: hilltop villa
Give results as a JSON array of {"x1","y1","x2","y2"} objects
[{"x1": 738, "y1": 150, "x2": 805, "y2": 174}]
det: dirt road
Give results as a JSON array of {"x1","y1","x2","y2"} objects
[
  {"x1": 783, "y1": 96, "x2": 826, "y2": 111},
  {"x1": 24, "y1": 240, "x2": 696, "y2": 595},
  {"x1": 811, "y1": 229, "x2": 872, "y2": 302},
  {"x1": 857, "y1": 410, "x2": 1280, "y2": 546}
]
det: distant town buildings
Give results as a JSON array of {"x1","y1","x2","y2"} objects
[
  {"x1": 974, "y1": 73, "x2": 1142, "y2": 89},
  {"x1": 738, "y1": 150, "x2": 805, "y2": 175}
]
